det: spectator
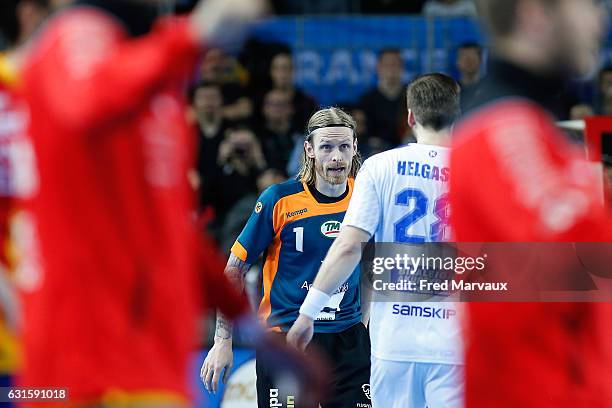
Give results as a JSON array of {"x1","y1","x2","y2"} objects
[
  {"x1": 257, "y1": 89, "x2": 301, "y2": 171},
  {"x1": 203, "y1": 127, "x2": 266, "y2": 239},
  {"x1": 456, "y1": 42, "x2": 483, "y2": 110},
  {"x1": 269, "y1": 52, "x2": 318, "y2": 132},
  {"x1": 219, "y1": 168, "x2": 286, "y2": 255},
  {"x1": 569, "y1": 103, "x2": 594, "y2": 120},
  {"x1": 359, "y1": 48, "x2": 407, "y2": 150},
  {"x1": 189, "y1": 81, "x2": 231, "y2": 207},
  {"x1": 423, "y1": 0, "x2": 477, "y2": 18},
  {"x1": 200, "y1": 48, "x2": 253, "y2": 122},
  {"x1": 603, "y1": 89, "x2": 612, "y2": 116},
  {"x1": 597, "y1": 66, "x2": 612, "y2": 114}
]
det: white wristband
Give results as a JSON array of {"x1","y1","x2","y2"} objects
[{"x1": 299, "y1": 288, "x2": 331, "y2": 320}]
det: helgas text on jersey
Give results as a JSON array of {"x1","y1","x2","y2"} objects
[{"x1": 397, "y1": 160, "x2": 450, "y2": 182}]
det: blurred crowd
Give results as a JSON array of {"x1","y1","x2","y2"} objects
[
  {"x1": 4, "y1": 0, "x2": 610, "y2": 326},
  {"x1": 3, "y1": 0, "x2": 611, "y2": 256},
  {"x1": 191, "y1": 42, "x2": 612, "y2": 252}
]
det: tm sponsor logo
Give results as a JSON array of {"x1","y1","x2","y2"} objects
[{"x1": 321, "y1": 220, "x2": 341, "y2": 238}]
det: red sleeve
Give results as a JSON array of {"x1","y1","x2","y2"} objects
[
  {"x1": 451, "y1": 101, "x2": 612, "y2": 242},
  {"x1": 198, "y1": 232, "x2": 250, "y2": 320},
  {"x1": 24, "y1": 9, "x2": 201, "y2": 132}
]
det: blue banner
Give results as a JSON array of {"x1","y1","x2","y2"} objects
[{"x1": 252, "y1": 16, "x2": 612, "y2": 107}]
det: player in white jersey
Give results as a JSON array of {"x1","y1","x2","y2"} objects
[{"x1": 287, "y1": 73, "x2": 463, "y2": 408}]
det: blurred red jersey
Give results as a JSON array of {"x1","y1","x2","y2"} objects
[
  {"x1": 0, "y1": 58, "x2": 23, "y2": 268},
  {"x1": 0, "y1": 55, "x2": 27, "y2": 376},
  {"x1": 452, "y1": 96, "x2": 612, "y2": 405},
  {"x1": 452, "y1": 100, "x2": 612, "y2": 242},
  {"x1": 19, "y1": 6, "x2": 247, "y2": 404}
]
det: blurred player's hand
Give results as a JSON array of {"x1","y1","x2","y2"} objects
[
  {"x1": 202, "y1": 318, "x2": 328, "y2": 403},
  {"x1": 201, "y1": 338, "x2": 233, "y2": 394},
  {"x1": 256, "y1": 332, "x2": 329, "y2": 406},
  {"x1": 189, "y1": 0, "x2": 268, "y2": 48},
  {"x1": 286, "y1": 314, "x2": 314, "y2": 351}
]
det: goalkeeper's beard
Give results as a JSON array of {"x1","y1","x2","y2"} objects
[{"x1": 315, "y1": 161, "x2": 350, "y2": 185}]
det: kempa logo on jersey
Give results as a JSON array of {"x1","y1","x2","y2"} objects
[
  {"x1": 269, "y1": 388, "x2": 294, "y2": 407},
  {"x1": 392, "y1": 304, "x2": 456, "y2": 319},
  {"x1": 286, "y1": 208, "x2": 307, "y2": 218},
  {"x1": 321, "y1": 220, "x2": 341, "y2": 238}
]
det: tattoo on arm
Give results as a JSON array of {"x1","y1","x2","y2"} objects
[
  {"x1": 215, "y1": 253, "x2": 251, "y2": 341},
  {"x1": 215, "y1": 312, "x2": 233, "y2": 340}
]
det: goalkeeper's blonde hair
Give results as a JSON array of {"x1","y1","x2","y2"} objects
[{"x1": 297, "y1": 107, "x2": 361, "y2": 185}]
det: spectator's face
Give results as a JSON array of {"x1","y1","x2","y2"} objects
[
  {"x1": 51, "y1": 0, "x2": 71, "y2": 7},
  {"x1": 569, "y1": 104, "x2": 594, "y2": 120},
  {"x1": 257, "y1": 170, "x2": 286, "y2": 191},
  {"x1": 600, "y1": 71, "x2": 612, "y2": 94},
  {"x1": 227, "y1": 129, "x2": 258, "y2": 162},
  {"x1": 18, "y1": 0, "x2": 51, "y2": 40},
  {"x1": 550, "y1": 0, "x2": 606, "y2": 76},
  {"x1": 351, "y1": 109, "x2": 367, "y2": 137},
  {"x1": 306, "y1": 128, "x2": 356, "y2": 185},
  {"x1": 193, "y1": 86, "x2": 222, "y2": 116},
  {"x1": 201, "y1": 49, "x2": 226, "y2": 81},
  {"x1": 377, "y1": 52, "x2": 403, "y2": 85},
  {"x1": 263, "y1": 90, "x2": 292, "y2": 123},
  {"x1": 604, "y1": 90, "x2": 612, "y2": 115},
  {"x1": 270, "y1": 54, "x2": 294, "y2": 89},
  {"x1": 456, "y1": 47, "x2": 481, "y2": 77}
]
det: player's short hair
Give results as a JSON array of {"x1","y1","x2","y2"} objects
[
  {"x1": 406, "y1": 73, "x2": 460, "y2": 131},
  {"x1": 475, "y1": 0, "x2": 558, "y2": 39},
  {"x1": 297, "y1": 107, "x2": 362, "y2": 184}
]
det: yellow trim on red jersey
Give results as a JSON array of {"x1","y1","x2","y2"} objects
[{"x1": 0, "y1": 54, "x2": 18, "y2": 87}]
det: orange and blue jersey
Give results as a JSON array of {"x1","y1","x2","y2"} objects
[{"x1": 231, "y1": 179, "x2": 361, "y2": 333}]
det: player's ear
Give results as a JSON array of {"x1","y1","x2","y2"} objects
[
  {"x1": 352, "y1": 135, "x2": 358, "y2": 154},
  {"x1": 407, "y1": 109, "x2": 416, "y2": 129},
  {"x1": 304, "y1": 139, "x2": 315, "y2": 159}
]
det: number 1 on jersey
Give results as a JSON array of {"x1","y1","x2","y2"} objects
[{"x1": 294, "y1": 227, "x2": 304, "y2": 252}]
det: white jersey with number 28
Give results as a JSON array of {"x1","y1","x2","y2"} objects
[{"x1": 342, "y1": 143, "x2": 463, "y2": 364}]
